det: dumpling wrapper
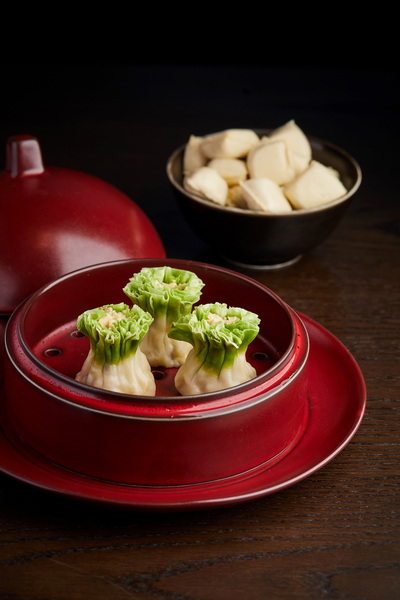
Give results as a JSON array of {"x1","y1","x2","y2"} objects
[
  {"x1": 226, "y1": 184, "x2": 248, "y2": 208},
  {"x1": 269, "y1": 119, "x2": 312, "y2": 162},
  {"x1": 184, "y1": 166, "x2": 228, "y2": 206},
  {"x1": 247, "y1": 140, "x2": 296, "y2": 185},
  {"x1": 287, "y1": 149, "x2": 310, "y2": 176},
  {"x1": 75, "y1": 303, "x2": 155, "y2": 396},
  {"x1": 284, "y1": 160, "x2": 347, "y2": 209},
  {"x1": 200, "y1": 129, "x2": 260, "y2": 159},
  {"x1": 183, "y1": 135, "x2": 207, "y2": 175},
  {"x1": 207, "y1": 157, "x2": 248, "y2": 186},
  {"x1": 123, "y1": 266, "x2": 205, "y2": 368},
  {"x1": 240, "y1": 178, "x2": 293, "y2": 213},
  {"x1": 168, "y1": 302, "x2": 260, "y2": 395}
]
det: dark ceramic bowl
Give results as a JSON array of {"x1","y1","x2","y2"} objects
[
  {"x1": 3, "y1": 258, "x2": 309, "y2": 487},
  {"x1": 166, "y1": 131, "x2": 362, "y2": 268}
]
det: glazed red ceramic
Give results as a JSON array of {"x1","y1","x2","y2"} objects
[
  {"x1": 0, "y1": 135, "x2": 166, "y2": 315},
  {"x1": 3, "y1": 259, "x2": 309, "y2": 487},
  {"x1": 0, "y1": 311, "x2": 367, "y2": 510}
]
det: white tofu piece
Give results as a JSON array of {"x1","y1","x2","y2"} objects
[
  {"x1": 284, "y1": 160, "x2": 348, "y2": 209},
  {"x1": 269, "y1": 119, "x2": 312, "y2": 162},
  {"x1": 240, "y1": 178, "x2": 293, "y2": 213},
  {"x1": 200, "y1": 129, "x2": 260, "y2": 159},
  {"x1": 207, "y1": 158, "x2": 248, "y2": 186},
  {"x1": 247, "y1": 140, "x2": 296, "y2": 185},
  {"x1": 183, "y1": 135, "x2": 207, "y2": 174},
  {"x1": 184, "y1": 166, "x2": 228, "y2": 206}
]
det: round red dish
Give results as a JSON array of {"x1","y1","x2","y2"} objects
[
  {"x1": 0, "y1": 313, "x2": 366, "y2": 510},
  {"x1": 3, "y1": 259, "x2": 309, "y2": 487}
]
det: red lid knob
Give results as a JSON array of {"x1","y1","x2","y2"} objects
[{"x1": 6, "y1": 135, "x2": 44, "y2": 177}]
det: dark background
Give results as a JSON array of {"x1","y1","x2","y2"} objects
[{"x1": 1, "y1": 60, "x2": 397, "y2": 262}]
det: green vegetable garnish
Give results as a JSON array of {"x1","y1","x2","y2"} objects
[
  {"x1": 168, "y1": 302, "x2": 260, "y2": 395},
  {"x1": 123, "y1": 266, "x2": 204, "y2": 367},
  {"x1": 75, "y1": 303, "x2": 155, "y2": 395},
  {"x1": 76, "y1": 303, "x2": 153, "y2": 365},
  {"x1": 123, "y1": 266, "x2": 204, "y2": 321}
]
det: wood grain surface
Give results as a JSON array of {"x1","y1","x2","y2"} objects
[{"x1": 0, "y1": 63, "x2": 398, "y2": 600}]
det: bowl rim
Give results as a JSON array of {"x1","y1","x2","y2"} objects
[
  {"x1": 166, "y1": 131, "x2": 362, "y2": 217},
  {"x1": 6, "y1": 258, "x2": 310, "y2": 419}
]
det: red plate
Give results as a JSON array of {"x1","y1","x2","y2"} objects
[{"x1": 0, "y1": 314, "x2": 366, "y2": 511}]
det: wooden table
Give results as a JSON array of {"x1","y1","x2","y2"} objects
[{"x1": 0, "y1": 64, "x2": 398, "y2": 599}]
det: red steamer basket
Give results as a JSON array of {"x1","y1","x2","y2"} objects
[{"x1": 3, "y1": 259, "x2": 309, "y2": 487}]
